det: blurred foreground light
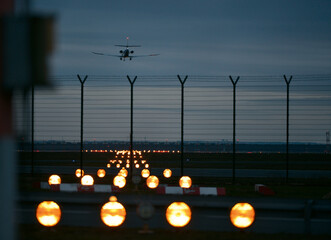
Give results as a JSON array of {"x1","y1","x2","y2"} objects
[
  {"x1": 97, "y1": 169, "x2": 106, "y2": 178},
  {"x1": 36, "y1": 201, "x2": 61, "y2": 227},
  {"x1": 141, "y1": 169, "x2": 150, "y2": 178},
  {"x1": 107, "y1": 163, "x2": 111, "y2": 168},
  {"x1": 163, "y1": 169, "x2": 172, "y2": 178},
  {"x1": 116, "y1": 163, "x2": 121, "y2": 168},
  {"x1": 75, "y1": 169, "x2": 84, "y2": 178},
  {"x1": 113, "y1": 175, "x2": 126, "y2": 188},
  {"x1": 48, "y1": 174, "x2": 61, "y2": 185},
  {"x1": 230, "y1": 203, "x2": 255, "y2": 229},
  {"x1": 135, "y1": 163, "x2": 140, "y2": 168},
  {"x1": 100, "y1": 196, "x2": 126, "y2": 227},
  {"x1": 118, "y1": 168, "x2": 128, "y2": 177},
  {"x1": 179, "y1": 176, "x2": 192, "y2": 188},
  {"x1": 146, "y1": 175, "x2": 159, "y2": 189},
  {"x1": 166, "y1": 202, "x2": 191, "y2": 227},
  {"x1": 145, "y1": 163, "x2": 149, "y2": 168},
  {"x1": 81, "y1": 175, "x2": 94, "y2": 186}
]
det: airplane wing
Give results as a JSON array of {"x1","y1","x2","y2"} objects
[
  {"x1": 115, "y1": 45, "x2": 141, "y2": 47},
  {"x1": 131, "y1": 54, "x2": 160, "y2": 57},
  {"x1": 92, "y1": 52, "x2": 121, "y2": 57}
]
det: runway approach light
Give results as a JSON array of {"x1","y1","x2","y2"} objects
[
  {"x1": 97, "y1": 169, "x2": 106, "y2": 178},
  {"x1": 36, "y1": 201, "x2": 61, "y2": 227},
  {"x1": 141, "y1": 169, "x2": 150, "y2": 178},
  {"x1": 48, "y1": 174, "x2": 61, "y2": 185},
  {"x1": 230, "y1": 203, "x2": 255, "y2": 229},
  {"x1": 75, "y1": 168, "x2": 84, "y2": 178},
  {"x1": 113, "y1": 175, "x2": 126, "y2": 188},
  {"x1": 118, "y1": 168, "x2": 128, "y2": 177},
  {"x1": 146, "y1": 175, "x2": 159, "y2": 189},
  {"x1": 81, "y1": 175, "x2": 94, "y2": 186},
  {"x1": 179, "y1": 176, "x2": 192, "y2": 188},
  {"x1": 163, "y1": 169, "x2": 172, "y2": 178},
  {"x1": 100, "y1": 196, "x2": 126, "y2": 227},
  {"x1": 166, "y1": 202, "x2": 191, "y2": 227}
]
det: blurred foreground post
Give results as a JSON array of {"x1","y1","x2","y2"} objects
[
  {"x1": 1, "y1": 5, "x2": 55, "y2": 239},
  {"x1": 0, "y1": 2, "x2": 17, "y2": 240}
]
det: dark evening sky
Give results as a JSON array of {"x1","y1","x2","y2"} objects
[{"x1": 29, "y1": 0, "x2": 331, "y2": 76}]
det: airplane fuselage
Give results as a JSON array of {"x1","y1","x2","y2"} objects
[{"x1": 120, "y1": 48, "x2": 133, "y2": 61}]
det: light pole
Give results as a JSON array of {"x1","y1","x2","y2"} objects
[
  {"x1": 77, "y1": 74, "x2": 88, "y2": 179},
  {"x1": 229, "y1": 76, "x2": 240, "y2": 184},
  {"x1": 177, "y1": 75, "x2": 188, "y2": 177},
  {"x1": 127, "y1": 75, "x2": 137, "y2": 178}
]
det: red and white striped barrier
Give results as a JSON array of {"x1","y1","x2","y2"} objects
[
  {"x1": 40, "y1": 182, "x2": 121, "y2": 193},
  {"x1": 255, "y1": 184, "x2": 275, "y2": 196},
  {"x1": 156, "y1": 186, "x2": 226, "y2": 196},
  {"x1": 39, "y1": 182, "x2": 226, "y2": 196}
]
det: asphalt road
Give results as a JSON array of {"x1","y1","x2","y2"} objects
[
  {"x1": 19, "y1": 165, "x2": 331, "y2": 178},
  {"x1": 17, "y1": 191, "x2": 331, "y2": 235}
]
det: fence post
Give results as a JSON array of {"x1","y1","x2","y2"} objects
[
  {"x1": 31, "y1": 85, "x2": 34, "y2": 175},
  {"x1": 177, "y1": 75, "x2": 188, "y2": 177},
  {"x1": 77, "y1": 74, "x2": 88, "y2": 179},
  {"x1": 284, "y1": 75, "x2": 292, "y2": 183},
  {"x1": 127, "y1": 76, "x2": 137, "y2": 178},
  {"x1": 229, "y1": 76, "x2": 240, "y2": 184}
]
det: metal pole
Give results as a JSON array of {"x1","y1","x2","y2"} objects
[
  {"x1": 229, "y1": 76, "x2": 239, "y2": 184},
  {"x1": 77, "y1": 75, "x2": 88, "y2": 178},
  {"x1": 284, "y1": 75, "x2": 292, "y2": 183},
  {"x1": 31, "y1": 85, "x2": 34, "y2": 175},
  {"x1": 177, "y1": 75, "x2": 188, "y2": 177},
  {"x1": 127, "y1": 76, "x2": 137, "y2": 178}
]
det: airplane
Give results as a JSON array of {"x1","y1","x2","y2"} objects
[{"x1": 92, "y1": 37, "x2": 159, "y2": 61}]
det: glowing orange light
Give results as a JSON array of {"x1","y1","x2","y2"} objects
[
  {"x1": 230, "y1": 203, "x2": 255, "y2": 229},
  {"x1": 179, "y1": 176, "x2": 192, "y2": 188},
  {"x1": 135, "y1": 163, "x2": 140, "y2": 168},
  {"x1": 81, "y1": 175, "x2": 94, "y2": 186},
  {"x1": 166, "y1": 202, "x2": 191, "y2": 227},
  {"x1": 146, "y1": 175, "x2": 159, "y2": 189},
  {"x1": 163, "y1": 169, "x2": 172, "y2": 178},
  {"x1": 145, "y1": 163, "x2": 149, "y2": 168},
  {"x1": 48, "y1": 175, "x2": 61, "y2": 185},
  {"x1": 100, "y1": 196, "x2": 126, "y2": 227},
  {"x1": 36, "y1": 201, "x2": 61, "y2": 227},
  {"x1": 116, "y1": 163, "x2": 120, "y2": 168},
  {"x1": 118, "y1": 168, "x2": 128, "y2": 178},
  {"x1": 75, "y1": 169, "x2": 84, "y2": 178},
  {"x1": 141, "y1": 169, "x2": 150, "y2": 178},
  {"x1": 107, "y1": 163, "x2": 111, "y2": 168},
  {"x1": 126, "y1": 163, "x2": 130, "y2": 168},
  {"x1": 113, "y1": 175, "x2": 126, "y2": 188},
  {"x1": 97, "y1": 169, "x2": 106, "y2": 178}
]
